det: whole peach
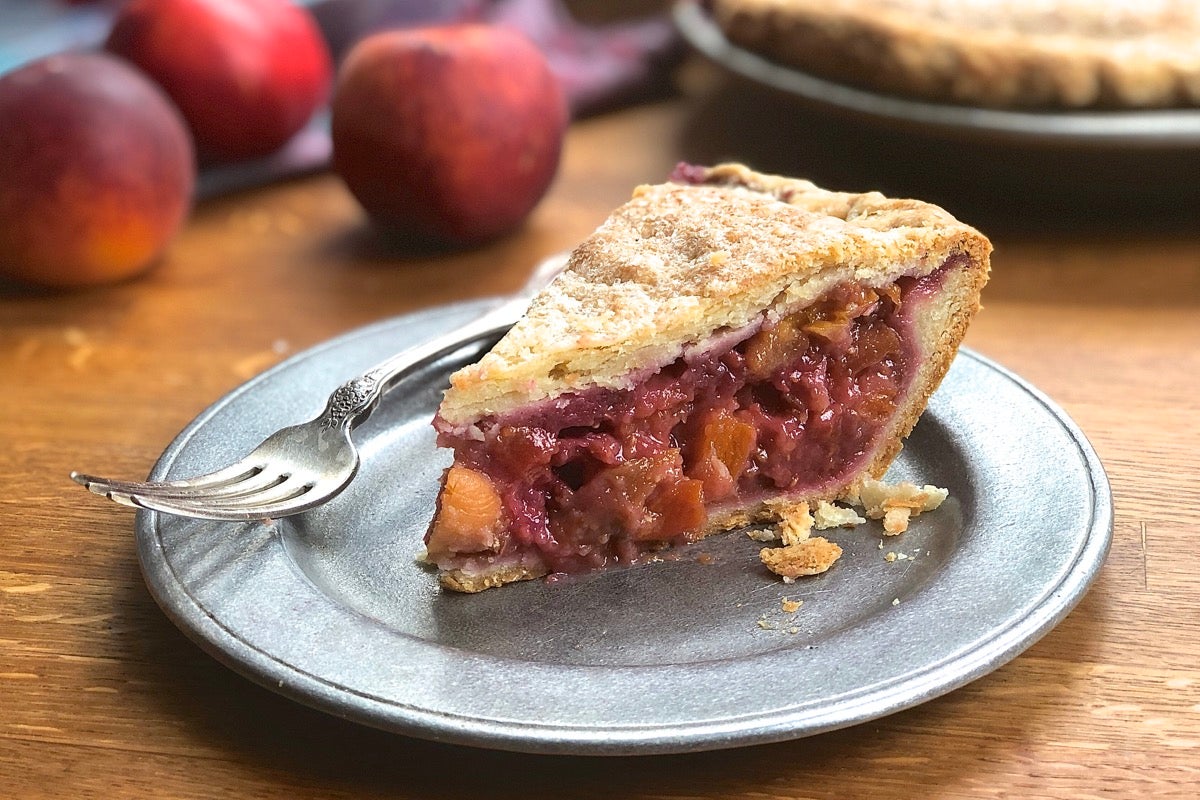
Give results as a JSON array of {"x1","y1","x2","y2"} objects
[
  {"x1": 0, "y1": 53, "x2": 194, "y2": 288},
  {"x1": 331, "y1": 25, "x2": 568, "y2": 246},
  {"x1": 106, "y1": 0, "x2": 332, "y2": 162}
]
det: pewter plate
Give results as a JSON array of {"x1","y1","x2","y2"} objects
[
  {"x1": 135, "y1": 301, "x2": 1111, "y2": 755},
  {"x1": 674, "y1": 1, "x2": 1200, "y2": 148}
]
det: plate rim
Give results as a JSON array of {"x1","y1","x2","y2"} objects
[
  {"x1": 673, "y1": 0, "x2": 1200, "y2": 148},
  {"x1": 134, "y1": 302, "x2": 1113, "y2": 756}
]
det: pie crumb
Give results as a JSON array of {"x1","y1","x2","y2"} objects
[
  {"x1": 854, "y1": 479, "x2": 948, "y2": 534},
  {"x1": 813, "y1": 500, "x2": 866, "y2": 529},
  {"x1": 746, "y1": 527, "x2": 780, "y2": 543},
  {"x1": 766, "y1": 499, "x2": 814, "y2": 546},
  {"x1": 781, "y1": 597, "x2": 803, "y2": 613},
  {"x1": 760, "y1": 537, "x2": 842, "y2": 579},
  {"x1": 883, "y1": 506, "x2": 911, "y2": 535}
]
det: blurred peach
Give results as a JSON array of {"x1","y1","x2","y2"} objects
[
  {"x1": 106, "y1": 0, "x2": 332, "y2": 162},
  {"x1": 331, "y1": 24, "x2": 568, "y2": 246},
  {"x1": 0, "y1": 53, "x2": 194, "y2": 288}
]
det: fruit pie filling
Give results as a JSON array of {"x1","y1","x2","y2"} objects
[{"x1": 427, "y1": 263, "x2": 954, "y2": 576}]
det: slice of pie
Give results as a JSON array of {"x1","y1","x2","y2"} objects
[
  {"x1": 424, "y1": 163, "x2": 991, "y2": 592},
  {"x1": 710, "y1": 0, "x2": 1200, "y2": 109}
]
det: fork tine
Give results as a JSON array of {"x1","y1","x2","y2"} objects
[
  {"x1": 153, "y1": 468, "x2": 287, "y2": 500},
  {"x1": 72, "y1": 263, "x2": 547, "y2": 522},
  {"x1": 126, "y1": 479, "x2": 326, "y2": 521},
  {"x1": 176, "y1": 476, "x2": 316, "y2": 509},
  {"x1": 102, "y1": 468, "x2": 289, "y2": 502},
  {"x1": 70, "y1": 462, "x2": 264, "y2": 498},
  {"x1": 105, "y1": 491, "x2": 143, "y2": 509},
  {"x1": 122, "y1": 493, "x2": 273, "y2": 522},
  {"x1": 128, "y1": 491, "x2": 331, "y2": 522}
]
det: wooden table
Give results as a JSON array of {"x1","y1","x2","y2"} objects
[{"x1": 3, "y1": 66, "x2": 1199, "y2": 798}]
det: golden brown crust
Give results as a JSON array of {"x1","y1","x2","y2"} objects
[
  {"x1": 440, "y1": 163, "x2": 989, "y2": 428},
  {"x1": 438, "y1": 562, "x2": 549, "y2": 593},
  {"x1": 711, "y1": 0, "x2": 1200, "y2": 109}
]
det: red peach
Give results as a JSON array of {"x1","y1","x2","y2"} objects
[
  {"x1": 106, "y1": 0, "x2": 332, "y2": 162},
  {"x1": 0, "y1": 53, "x2": 194, "y2": 288},
  {"x1": 331, "y1": 24, "x2": 568, "y2": 246}
]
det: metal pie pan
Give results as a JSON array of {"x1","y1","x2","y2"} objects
[{"x1": 136, "y1": 301, "x2": 1112, "y2": 755}]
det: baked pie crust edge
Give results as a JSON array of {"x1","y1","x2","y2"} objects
[{"x1": 711, "y1": 0, "x2": 1200, "y2": 109}]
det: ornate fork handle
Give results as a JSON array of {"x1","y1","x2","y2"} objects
[
  {"x1": 321, "y1": 371, "x2": 387, "y2": 431},
  {"x1": 318, "y1": 294, "x2": 528, "y2": 433}
]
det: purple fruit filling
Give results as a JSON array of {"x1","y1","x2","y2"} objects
[{"x1": 428, "y1": 261, "x2": 957, "y2": 576}]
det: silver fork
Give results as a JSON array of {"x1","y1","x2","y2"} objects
[{"x1": 71, "y1": 253, "x2": 567, "y2": 521}]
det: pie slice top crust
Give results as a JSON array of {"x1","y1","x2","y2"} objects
[
  {"x1": 439, "y1": 163, "x2": 988, "y2": 428},
  {"x1": 711, "y1": 0, "x2": 1200, "y2": 108},
  {"x1": 427, "y1": 163, "x2": 991, "y2": 592}
]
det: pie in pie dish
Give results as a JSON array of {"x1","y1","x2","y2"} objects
[
  {"x1": 424, "y1": 163, "x2": 991, "y2": 592},
  {"x1": 710, "y1": 0, "x2": 1200, "y2": 108}
]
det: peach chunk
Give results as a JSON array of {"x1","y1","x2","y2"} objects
[
  {"x1": 690, "y1": 413, "x2": 757, "y2": 501},
  {"x1": 556, "y1": 452, "x2": 707, "y2": 544},
  {"x1": 426, "y1": 464, "x2": 505, "y2": 560}
]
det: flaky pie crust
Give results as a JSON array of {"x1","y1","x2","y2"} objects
[{"x1": 711, "y1": 0, "x2": 1200, "y2": 108}]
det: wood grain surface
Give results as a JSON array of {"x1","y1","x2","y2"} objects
[{"x1": 2, "y1": 64, "x2": 1199, "y2": 799}]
